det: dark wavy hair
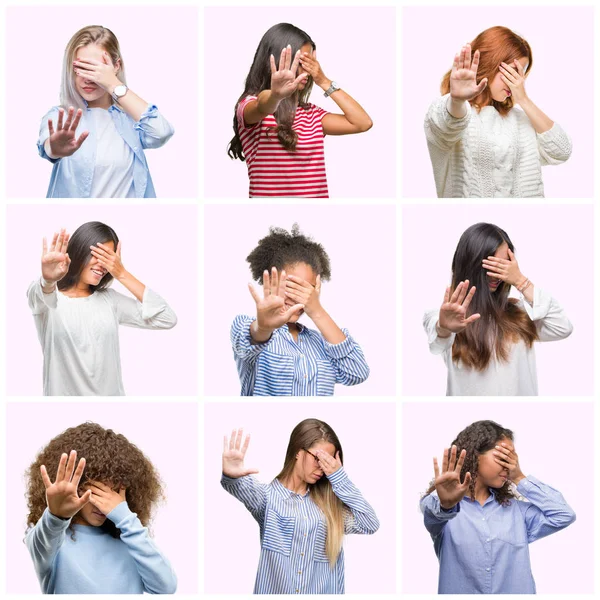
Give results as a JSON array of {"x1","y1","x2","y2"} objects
[
  {"x1": 450, "y1": 223, "x2": 538, "y2": 370},
  {"x1": 247, "y1": 223, "x2": 331, "y2": 283},
  {"x1": 426, "y1": 420, "x2": 516, "y2": 505},
  {"x1": 26, "y1": 423, "x2": 163, "y2": 539},
  {"x1": 228, "y1": 23, "x2": 316, "y2": 159},
  {"x1": 57, "y1": 222, "x2": 119, "y2": 293}
]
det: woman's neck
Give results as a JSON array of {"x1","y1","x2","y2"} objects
[
  {"x1": 280, "y1": 472, "x2": 308, "y2": 495},
  {"x1": 287, "y1": 322, "x2": 300, "y2": 342},
  {"x1": 88, "y1": 93, "x2": 112, "y2": 110},
  {"x1": 473, "y1": 480, "x2": 491, "y2": 505},
  {"x1": 62, "y1": 282, "x2": 93, "y2": 298}
]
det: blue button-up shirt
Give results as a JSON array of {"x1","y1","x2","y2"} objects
[
  {"x1": 37, "y1": 103, "x2": 174, "y2": 198},
  {"x1": 420, "y1": 476, "x2": 576, "y2": 594},
  {"x1": 222, "y1": 466, "x2": 379, "y2": 594},
  {"x1": 231, "y1": 315, "x2": 370, "y2": 396}
]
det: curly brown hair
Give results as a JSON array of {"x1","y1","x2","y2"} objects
[
  {"x1": 426, "y1": 420, "x2": 516, "y2": 506},
  {"x1": 26, "y1": 423, "x2": 164, "y2": 538}
]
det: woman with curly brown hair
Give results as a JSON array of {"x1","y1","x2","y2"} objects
[
  {"x1": 25, "y1": 423, "x2": 177, "y2": 594},
  {"x1": 423, "y1": 223, "x2": 572, "y2": 395},
  {"x1": 425, "y1": 26, "x2": 572, "y2": 197},
  {"x1": 420, "y1": 420, "x2": 575, "y2": 594},
  {"x1": 231, "y1": 224, "x2": 369, "y2": 395}
]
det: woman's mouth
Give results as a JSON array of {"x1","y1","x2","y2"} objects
[
  {"x1": 92, "y1": 509, "x2": 105, "y2": 518},
  {"x1": 82, "y1": 86, "x2": 97, "y2": 93},
  {"x1": 504, "y1": 89, "x2": 511, "y2": 97},
  {"x1": 91, "y1": 268, "x2": 105, "y2": 278}
]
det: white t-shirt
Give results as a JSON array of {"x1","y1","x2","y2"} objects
[
  {"x1": 423, "y1": 287, "x2": 573, "y2": 396},
  {"x1": 90, "y1": 108, "x2": 135, "y2": 198},
  {"x1": 27, "y1": 279, "x2": 177, "y2": 396}
]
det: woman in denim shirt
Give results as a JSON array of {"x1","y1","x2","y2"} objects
[{"x1": 37, "y1": 26, "x2": 173, "y2": 198}]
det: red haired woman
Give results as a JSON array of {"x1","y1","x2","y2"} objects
[{"x1": 425, "y1": 26, "x2": 571, "y2": 198}]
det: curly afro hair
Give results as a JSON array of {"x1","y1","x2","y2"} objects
[
  {"x1": 246, "y1": 224, "x2": 332, "y2": 283},
  {"x1": 26, "y1": 423, "x2": 164, "y2": 538},
  {"x1": 426, "y1": 420, "x2": 516, "y2": 506}
]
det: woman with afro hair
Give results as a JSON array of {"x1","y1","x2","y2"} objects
[
  {"x1": 24, "y1": 423, "x2": 177, "y2": 594},
  {"x1": 231, "y1": 224, "x2": 369, "y2": 396},
  {"x1": 420, "y1": 420, "x2": 575, "y2": 594}
]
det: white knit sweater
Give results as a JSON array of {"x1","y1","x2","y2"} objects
[{"x1": 425, "y1": 94, "x2": 572, "y2": 198}]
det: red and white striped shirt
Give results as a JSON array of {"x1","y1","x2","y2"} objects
[{"x1": 236, "y1": 95, "x2": 329, "y2": 198}]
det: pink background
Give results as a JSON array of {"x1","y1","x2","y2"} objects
[
  {"x1": 203, "y1": 7, "x2": 397, "y2": 198},
  {"x1": 401, "y1": 6, "x2": 594, "y2": 198},
  {"x1": 402, "y1": 204, "x2": 594, "y2": 396},
  {"x1": 5, "y1": 6, "x2": 199, "y2": 199},
  {"x1": 402, "y1": 401, "x2": 594, "y2": 594},
  {"x1": 6, "y1": 204, "x2": 198, "y2": 396},
  {"x1": 204, "y1": 401, "x2": 396, "y2": 594},
  {"x1": 203, "y1": 204, "x2": 397, "y2": 396},
  {"x1": 6, "y1": 402, "x2": 199, "y2": 594}
]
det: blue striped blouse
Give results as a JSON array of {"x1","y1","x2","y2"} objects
[
  {"x1": 221, "y1": 467, "x2": 380, "y2": 594},
  {"x1": 230, "y1": 315, "x2": 370, "y2": 396},
  {"x1": 420, "y1": 476, "x2": 576, "y2": 594}
]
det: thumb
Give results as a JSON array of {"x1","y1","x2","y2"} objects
[
  {"x1": 462, "y1": 472, "x2": 472, "y2": 488},
  {"x1": 283, "y1": 303, "x2": 304, "y2": 321},
  {"x1": 117, "y1": 241, "x2": 122, "y2": 257},
  {"x1": 315, "y1": 274, "x2": 321, "y2": 294},
  {"x1": 79, "y1": 489, "x2": 92, "y2": 506},
  {"x1": 247, "y1": 282, "x2": 261, "y2": 304},
  {"x1": 244, "y1": 468, "x2": 260, "y2": 476},
  {"x1": 507, "y1": 248, "x2": 515, "y2": 260},
  {"x1": 476, "y1": 78, "x2": 488, "y2": 93}
]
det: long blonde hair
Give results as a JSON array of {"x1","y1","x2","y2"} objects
[
  {"x1": 277, "y1": 419, "x2": 346, "y2": 567},
  {"x1": 60, "y1": 25, "x2": 127, "y2": 110}
]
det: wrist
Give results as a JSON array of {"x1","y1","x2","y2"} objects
[
  {"x1": 512, "y1": 473, "x2": 526, "y2": 485},
  {"x1": 106, "y1": 77, "x2": 122, "y2": 95},
  {"x1": 318, "y1": 78, "x2": 333, "y2": 92},
  {"x1": 306, "y1": 304, "x2": 326, "y2": 320},
  {"x1": 251, "y1": 319, "x2": 273, "y2": 342},
  {"x1": 436, "y1": 320, "x2": 452, "y2": 338}
]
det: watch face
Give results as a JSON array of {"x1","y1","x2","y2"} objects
[{"x1": 114, "y1": 85, "x2": 127, "y2": 97}]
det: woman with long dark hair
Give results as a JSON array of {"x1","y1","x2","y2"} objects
[
  {"x1": 228, "y1": 23, "x2": 372, "y2": 198},
  {"x1": 38, "y1": 26, "x2": 173, "y2": 198},
  {"x1": 25, "y1": 423, "x2": 177, "y2": 593},
  {"x1": 221, "y1": 420, "x2": 379, "y2": 594},
  {"x1": 27, "y1": 223, "x2": 177, "y2": 396},
  {"x1": 423, "y1": 223, "x2": 572, "y2": 395},
  {"x1": 425, "y1": 26, "x2": 571, "y2": 197},
  {"x1": 421, "y1": 420, "x2": 575, "y2": 594}
]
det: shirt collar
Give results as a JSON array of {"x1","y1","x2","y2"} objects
[{"x1": 273, "y1": 477, "x2": 310, "y2": 499}]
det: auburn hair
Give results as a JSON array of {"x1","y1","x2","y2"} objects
[
  {"x1": 441, "y1": 26, "x2": 533, "y2": 116},
  {"x1": 450, "y1": 223, "x2": 538, "y2": 370}
]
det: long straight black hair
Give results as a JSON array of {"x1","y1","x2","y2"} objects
[
  {"x1": 450, "y1": 223, "x2": 538, "y2": 369},
  {"x1": 58, "y1": 221, "x2": 119, "y2": 293},
  {"x1": 228, "y1": 23, "x2": 316, "y2": 160}
]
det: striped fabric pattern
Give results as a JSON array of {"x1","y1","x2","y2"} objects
[
  {"x1": 236, "y1": 96, "x2": 329, "y2": 198},
  {"x1": 221, "y1": 466, "x2": 380, "y2": 594},
  {"x1": 230, "y1": 315, "x2": 370, "y2": 396}
]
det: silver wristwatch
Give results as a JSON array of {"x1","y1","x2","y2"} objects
[
  {"x1": 111, "y1": 84, "x2": 128, "y2": 103},
  {"x1": 324, "y1": 81, "x2": 341, "y2": 98}
]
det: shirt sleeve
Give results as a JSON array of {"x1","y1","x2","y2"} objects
[
  {"x1": 424, "y1": 93, "x2": 472, "y2": 152},
  {"x1": 221, "y1": 474, "x2": 268, "y2": 525},
  {"x1": 134, "y1": 104, "x2": 175, "y2": 150},
  {"x1": 106, "y1": 287, "x2": 177, "y2": 330},
  {"x1": 516, "y1": 475, "x2": 576, "y2": 543},
  {"x1": 25, "y1": 508, "x2": 70, "y2": 593},
  {"x1": 423, "y1": 309, "x2": 455, "y2": 355},
  {"x1": 107, "y1": 502, "x2": 177, "y2": 594},
  {"x1": 420, "y1": 492, "x2": 460, "y2": 540},
  {"x1": 519, "y1": 287, "x2": 573, "y2": 342},
  {"x1": 327, "y1": 467, "x2": 379, "y2": 535},
  {"x1": 27, "y1": 278, "x2": 58, "y2": 314},
  {"x1": 236, "y1": 95, "x2": 260, "y2": 130},
  {"x1": 37, "y1": 107, "x2": 62, "y2": 163},
  {"x1": 230, "y1": 315, "x2": 270, "y2": 362},
  {"x1": 536, "y1": 122, "x2": 572, "y2": 166},
  {"x1": 321, "y1": 329, "x2": 370, "y2": 386}
]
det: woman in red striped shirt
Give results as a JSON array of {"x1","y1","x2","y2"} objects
[{"x1": 228, "y1": 23, "x2": 372, "y2": 198}]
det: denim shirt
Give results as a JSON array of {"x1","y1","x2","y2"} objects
[{"x1": 37, "y1": 103, "x2": 174, "y2": 198}]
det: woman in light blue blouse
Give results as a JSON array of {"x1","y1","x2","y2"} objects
[
  {"x1": 231, "y1": 224, "x2": 370, "y2": 396},
  {"x1": 25, "y1": 423, "x2": 177, "y2": 594},
  {"x1": 37, "y1": 26, "x2": 173, "y2": 198},
  {"x1": 420, "y1": 420, "x2": 575, "y2": 594},
  {"x1": 221, "y1": 420, "x2": 379, "y2": 594}
]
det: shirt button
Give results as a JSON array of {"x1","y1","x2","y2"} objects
[
  {"x1": 486, "y1": 568, "x2": 490, "y2": 572},
  {"x1": 482, "y1": 517, "x2": 485, "y2": 521},
  {"x1": 298, "y1": 570, "x2": 302, "y2": 574},
  {"x1": 486, "y1": 538, "x2": 490, "y2": 542},
  {"x1": 300, "y1": 552, "x2": 304, "y2": 556}
]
